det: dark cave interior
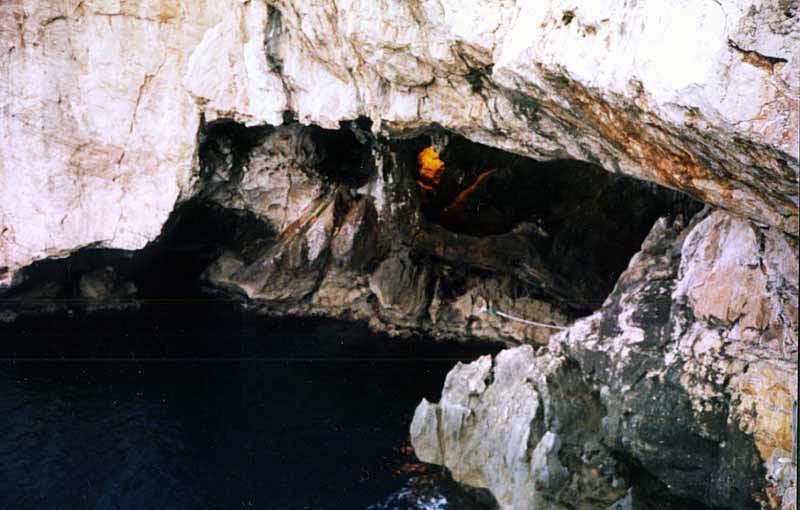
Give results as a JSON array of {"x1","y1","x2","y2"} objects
[
  {"x1": 1, "y1": 122, "x2": 701, "y2": 321},
  {"x1": 387, "y1": 131, "x2": 702, "y2": 308}
]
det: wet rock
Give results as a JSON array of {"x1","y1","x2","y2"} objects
[{"x1": 411, "y1": 345, "x2": 628, "y2": 510}]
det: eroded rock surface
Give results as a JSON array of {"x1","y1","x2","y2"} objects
[
  {"x1": 1, "y1": 2, "x2": 797, "y2": 506},
  {"x1": 200, "y1": 124, "x2": 576, "y2": 343},
  {"x1": 411, "y1": 210, "x2": 798, "y2": 509},
  {"x1": 195, "y1": 123, "x2": 691, "y2": 344},
  {"x1": 2, "y1": 0, "x2": 798, "y2": 288}
]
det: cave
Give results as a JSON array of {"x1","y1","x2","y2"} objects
[
  {"x1": 1, "y1": 119, "x2": 707, "y2": 508},
  {"x1": 0, "y1": 114, "x2": 788, "y2": 510},
  {"x1": 2, "y1": 121, "x2": 701, "y2": 324},
  {"x1": 1, "y1": 4, "x2": 797, "y2": 510}
]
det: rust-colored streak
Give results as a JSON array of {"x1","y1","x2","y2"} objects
[
  {"x1": 416, "y1": 180, "x2": 436, "y2": 193},
  {"x1": 728, "y1": 39, "x2": 787, "y2": 73},
  {"x1": 442, "y1": 168, "x2": 497, "y2": 217},
  {"x1": 565, "y1": 77, "x2": 709, "y2": 197},
  {"x1": 157, "y1": 0, "x2": 179, "y2": 23},
  {"x1": 537, "y1": 65, "x2": 798, "y2": 235}
]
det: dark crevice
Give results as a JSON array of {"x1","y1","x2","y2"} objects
[
  {"x1": 308, "y1": 119, "x2": 376, "y2": 186},
  {"x1": 5, "y1": 122, "x2": 703, "y2": 324},
  {"x1": 727, "y1": 39, "x2": 788, "y2": 72},
  {"x1": 200, "y1": 116, "x2": 377, "y2": 188},
  {"x1": 611, "y1": 451, "x2": 714, "y2": 510},
  {"x1": 0, "y1": 203, "x2": 275, "y2": 307},
  {"x1": 198, "y1": 117, "x2": 275, "y2": 183},
  {"x1": 388, "y1": 130, "x2": 702, "y2": 310}
]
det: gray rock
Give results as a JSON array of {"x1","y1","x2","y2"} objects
[
  {"x1": 409, "y1": 398, "x2": 444, "y2": 466},
  {"x1": 369, "y1": 250, "x2": 433, "y2": 326},
  {"x1": 0, "y1": 309, "x2": 18, "y2": 323},
  {"x1": 412, "y1": 210, "x2": 798, "y2": 509}
]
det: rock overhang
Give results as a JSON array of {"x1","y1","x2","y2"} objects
[{"x1": 2, "y1": 0, "x2": 798, "y2": 288}]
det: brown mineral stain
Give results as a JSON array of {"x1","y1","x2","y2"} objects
[
  {"x1": 728, "y1": 39, "x2": 788, "y2": 74},
  {"x1": 739, "y1": 363, "x2": 796, "y2": 461},
  {"x1": 442, "y1": 168, "x2": 498, "y2": 217},
  {"x1": 157, "y1": 1, "x2": 178, "y2": 23},
  {"x1": 552, "y1": 73, "x2": 716, "y2": 202},
  {"x1": 535, "y1": 66, "x2": 797, "y2": 233}
]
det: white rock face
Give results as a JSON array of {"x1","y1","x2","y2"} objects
[
  {"x1": 182, "y1": 0, "x2": 287, "y2": 126},
  {"x1": 2, "y1": 0, "x2": 798, "y2": 287},
  {"x1": 0, "y1": 0, "x2": 238, "y2": 286},
  {"x1": 265, "y1": 0, "x2": 798, "y2": 231}
]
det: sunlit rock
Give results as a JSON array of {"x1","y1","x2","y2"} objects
[
  {"x1": 413, "y1": 209, "x2": 798, "y2": 509},
  {"x1": 2, "y1": 0, "x2": 797, "y2": 289}
]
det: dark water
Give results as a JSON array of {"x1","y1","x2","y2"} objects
[{"x1": 0, "y1": 304, "x2": 498, "y2": 510}]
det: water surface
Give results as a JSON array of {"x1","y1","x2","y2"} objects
[{"x1": 0, "y1": 303, "x2": 498, "y2": 510}]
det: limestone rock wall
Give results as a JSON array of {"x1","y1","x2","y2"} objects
[
  {"x1": 2, "y1": 0, "x2": 798, "y2": 288},
  {"x1": 194, "y1": 0, "x2": 798, "y2": 232},
  {"x1": 0, "y1": 0, "x2": 236, "y2": 288},
  {"x1": 411, "y1": 210, "x2": 798, "y2": 509}
]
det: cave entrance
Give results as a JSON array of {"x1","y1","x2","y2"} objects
[
  {"x1": 399, "y1": 132, "x2": 702, "y2": 312},
  {"x1": 1, "y1": 121, "x2": 702, "y2": 344},
  {"x1": 192, "y1": 121, "x2": 702, "y2": 326}
]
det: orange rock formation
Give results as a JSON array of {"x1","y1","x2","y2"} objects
[{"x1": 417, "y1": 145, "x2": 498, "y2": 221}]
